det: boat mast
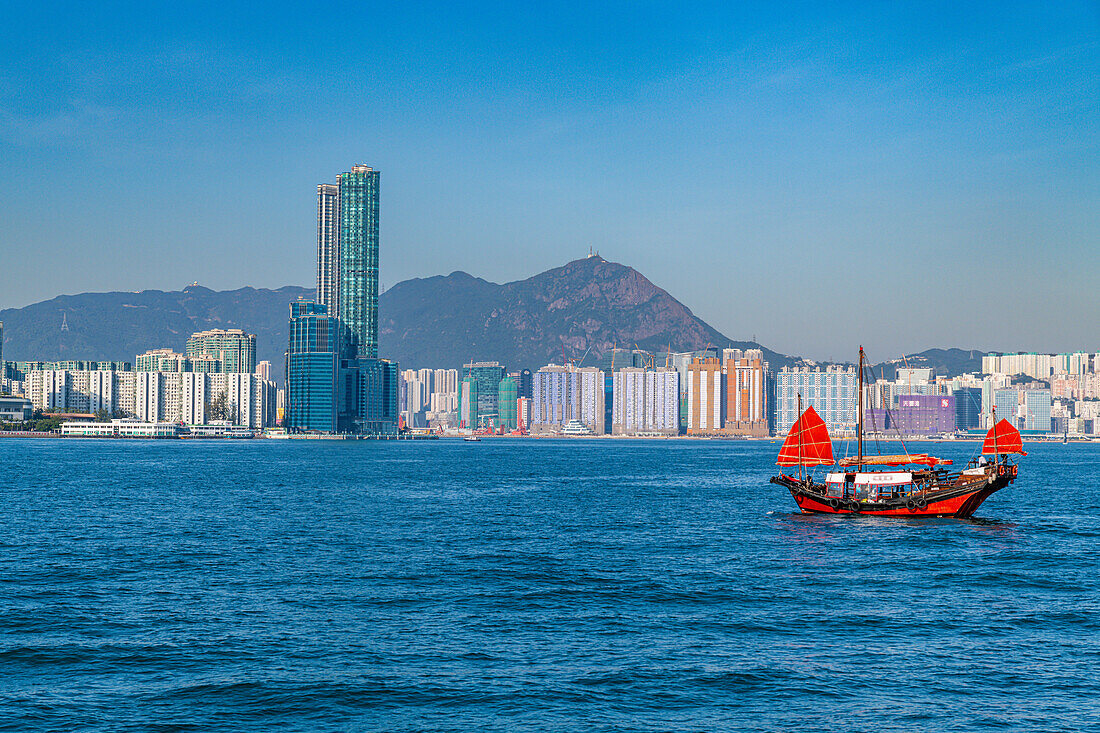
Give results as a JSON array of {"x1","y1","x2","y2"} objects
[
  {"x1": 992, "y1": 404, "x2": 998, "y2": 458},
  {"x1": 857, "y1": 346, "x2": 864, "y2": 471},
  {"x1": 797, "y1": 392, "x2": 803, "y2": 482}
]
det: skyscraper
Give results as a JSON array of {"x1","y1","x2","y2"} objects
[
  {"x1": 530, "y1": 365, "x2": 606, "y2": 434},
  {"x1": 459, "y1": 377, "x2": 479, "y2": 428},
  {"x1": 316, "y1": 183, "x2": 340, "y2": 315},
  {"x1": 687, "y1": 357, "x2": 724, "y2": 434},
  {"x1": 338, "y1": 165, "x2": 380, "y2": 359},
  {"x1": 285, "y1": 300, "x2": 338, "y2": 433},
  {"x1": 462, "y1": 361, "x2": 506, "y2": 427},
  {"x1": 290, "y1": 164, "x2": 394, "y2": 434},
  {"x1": 612, "y1": 367, "x2": 679, "y2": 436},
  {"x1": 725, "y1": 355, "x2": 769, "y2": 436}
]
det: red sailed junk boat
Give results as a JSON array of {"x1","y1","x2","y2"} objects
[{"x1": 770, "y1": 348, "x2": 1025, "y2": 518}]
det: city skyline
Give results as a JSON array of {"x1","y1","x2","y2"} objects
[{"x1": 1, "y1": 3, "x2": 1096, "y2": 361}]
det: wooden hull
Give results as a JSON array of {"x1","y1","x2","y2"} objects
[{"x1": 771, "y1": 465, "x2": 1017, "y2": 519}]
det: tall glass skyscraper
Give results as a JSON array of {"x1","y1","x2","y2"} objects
[
  {"x1": 463, "y1": 361, "x2": 506, "y2": 426},
  {"x1": 338, "y1": 165, "x2": 380, "y2": 359},
  {"x1": 285, "y1": 300, "x2": 338, "y2": 433},
  {"x1": 291, "y1": 164, "x2": 394, "y2": 434}
]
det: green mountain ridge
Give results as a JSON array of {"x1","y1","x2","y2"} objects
[{"x1": 1, "y1": 258, "x2": 989, "y2": 381}]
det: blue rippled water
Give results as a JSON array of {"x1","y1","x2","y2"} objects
[{"x1": 3, "y1": 437, "x2": 1099, "y2": 731}]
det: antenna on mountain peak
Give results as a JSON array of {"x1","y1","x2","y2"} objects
[{"x1": 60, "y1": 312, "x2": 69, "y2": 332}]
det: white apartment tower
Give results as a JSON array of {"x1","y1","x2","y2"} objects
[{"x1": 316, "y1": 183, "x2": 340, "y2": 317}]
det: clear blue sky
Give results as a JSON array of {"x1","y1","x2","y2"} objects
[{"x1": 1, "y1": 1, "x2": 1097, "y2": 361}]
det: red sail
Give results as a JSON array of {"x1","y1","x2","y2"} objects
[
  {"x1": 982, "y1": 419, "x2": 1027, "y2": 455},
  {"x1": 777, "y1": 406, "x2": 834, "y2": 467}
]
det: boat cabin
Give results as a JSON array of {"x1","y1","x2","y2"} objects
[{"x1": 825, "y1": 471, "x2": 914, "y2": 501}]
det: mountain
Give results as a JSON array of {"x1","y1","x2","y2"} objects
[
  {"x1": 871, "y1": 348, "x2": 988, "y2": 379},
  {"x1": 377, "y1": 256, "x2": 790, "y2": 371},
  {"x1": 0, "y1": 285, "x2": 313, "y2": 380},
  {"x1": 0, "y1": 256, "x2": 788, "y2": 381}
]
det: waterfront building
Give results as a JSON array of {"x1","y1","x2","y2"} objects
[
  {"x1": 1023, "y1": 390, "x2": 1052, "y2": 432},
  {"x1": 316, "y1": 183, "x2": 340, "y2": 316},
  {"x1": 994, "y1": 389, "x2": 1022, "y2": 430},
  {"x1": 866, "y1": 395, "x2": 956, "y2": 436},
  {"x1": 23, "y1": 369, "x2": 137, "y2": 416},
  {"x1": 517, "y1": 397, "x2": 531, "y2": 432},
  {"x1": 953, "y1": 386, "x2": 983, "y2": 431},
  {"x1": 119, "y1": 370, "x2": 274, "y2": 428},
  {"x1": 670, "y1": 349, "x2": 718, "y2": 430},
  {"x1": 353, "y1": 358, "x2": 399, "y2": 435},
  {"x1": 462, "y1": 361, "x2": 506, "y2": 427},
  {"x1": 186, "y1": 329, "x2": 256, "y2": 373},
  {"x1": 0, "y1": 395, "x2": 32, "y2": 422},
  {"x1": 285, "y1": 300, "x2": 338, "y2": 433},
  {"x1": 530, "y1": 364, "x2": 605, "y2": 434},
  {"x1": 337, "y1": 165, "x2": 380, "y2": 359},
  {"x1": 775, "y1": 365, "x2": 858, "y2": 437},
  {"x1": 459, "y1": 376, "x2": 478, "y2": 428},
  {"x1": 307, "y1": 164, "x2": 399, "y2": 434},
  {"x1": 611, "y1": 367, "x2": 679, "y2": 436},
  {"x1": 725, "y1": 355, "x2": 768, "y2": 436},
  {"x1": 498, "y1": 376, "x2": 518, "y2": 430},
  {"x1": 61, "y1": 420, "x2": 182, "y2": 438},
  {"x1": 687, "y1": 357, "x2": 724, "y2": 434}
]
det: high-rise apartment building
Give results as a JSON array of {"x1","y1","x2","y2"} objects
[
  {"x1": 316, "y1": 183, "x2": 340, "y2": 316},
  {"x1": 24, "y1": 369, "x2": 136, "y2": 416},
  {"x1": 430, "y1": 368, "x2": 459, "y2": 414},
  {"x1": 136, "y1": 349, "x2": 221, "y2": 373},
  {"x1": 186, "y1": 329, "x2": 256, "y2": 373},
  {"x1": 687, "y1": 357, "x2": 724, "y2": 434},
  {"x1": 459, "y1": 376, "x2": 478, "y2": 428},
  {"x1": 669, "y1": 349, "x2": 718, "y2": 431},
  {"x1": 530, "y1": 364, "x2": 605, "y2": 434},
  {"x1": 611, "y1": 367, "x2": 679, "y2": 436},
  {"x1": 775, "y1": 366, "x2": 858, "y2": 436},
  {"x1": 725, "y1": 356, "x2": 768, "y2": 436},
  {"x1": 338, "y1": 165, "x2": 380, "y2": 359},
  {"x1": 22, "y1": 368, "x2": 273, "y2": 428},
  {"x1": 517, "y1": 397, "x2": 531, "y2": 432}
]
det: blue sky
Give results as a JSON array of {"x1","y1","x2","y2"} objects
[{"x1": 1, "y1": 1, "x2": 1097, "y2": 360}]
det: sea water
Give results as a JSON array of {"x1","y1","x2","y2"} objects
[{"x1": 2, "y1": 438, "x2": 1098, "y2": 731}]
